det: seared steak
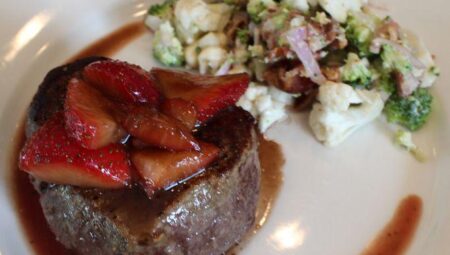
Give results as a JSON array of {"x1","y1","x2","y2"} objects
[{"x1": 25, "y1": 58, "x2": 261, "y2": 255}]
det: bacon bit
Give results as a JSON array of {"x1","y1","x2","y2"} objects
[
  {"x1": 322, "y1": 66, "x2": 341, "y2": 82},
  {"x1": 266, "y1": 47, "x2": 292, "y2": 64},
  {"x1": 294, "y1": 87, "x2": 319, "y2": 112},
  {"x1": 225, "y1": 11, "x2": 250, "y2": 46},
  {"x1": 263, "y1": 61, "x2": 316, "y2": 93},
  {"x1": 375, "y1": 19, "x2": 401, "y2": 41}
]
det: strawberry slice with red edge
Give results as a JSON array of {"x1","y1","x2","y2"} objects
[
  {"x1": 131, "y1": 142, "x2": 220, "y2": 198},
  {"x1": 121, "y1": 105, "x2": 200, "y2": 151},
  {"x1": 65, "y1": 78, "x2": 126, "y2": 149},
  {"x1": 161, "y1": 98, "x2": 198, "y2": 130},
  {"x1": 151, "y1": 68, "x2": 249, "y2": 122},
  {"x1": 83, "y1": 60, "x2": 161, "y2": 104},
  {"x1": 19, "y1": 113, "x2": 132, "y2": 188}
]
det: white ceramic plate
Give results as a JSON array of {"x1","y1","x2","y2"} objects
[{"x1": 0, "y1": 0, "x2": 449, "y2": 254}]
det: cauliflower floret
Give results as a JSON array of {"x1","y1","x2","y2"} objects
[
  {"x1": 282, "y1": 0, "x2": 318, "y2": 12},
  {"x1": 152, "y1": 21, "x2": 184, "y2": 66},
  {"x1": 318, "y1": 0, "x2": 368, "y2": 23},
  {"x1": 174, "y1": 0, "x2": 231, "y2": 43},
  {"x1": 197, "y1": 32, "x2": 227, "y2": 48},
  {"x1": 198, "y1": 46, "x2": 228, "y2": 74},
  {"x1": 184, "y1": 32, "x2": 228, "y2": 69},
  {"x1": 184, "y1": 43, "x2": 199, "y2": 68},
  {"x1": 237, "y1": 83, "x2": 294, "y2": 132},
  {"x1": 309, "y1": 81, "x2": 383, "y2": 147},
  {"x1": 283, "y1": 0, "x2": 309, "y2": 12}
]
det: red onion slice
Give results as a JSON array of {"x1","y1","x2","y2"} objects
[
  {"x1": 286, "y1": 27, "x2": 326, "y2": 85},
  {"x1": 395, "y1": 71, "x2": 420, "y2": 97},
  {"x1": 215, "y1": 59, "x2": 232, "y2": 76},
  {"x1": 370, "y1": 38, "x2": 426, "y2": 70}
]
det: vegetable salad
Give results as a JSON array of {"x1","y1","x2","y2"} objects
[{"x1": 145, "y1": 0, "x2": 439, "y2": 147}]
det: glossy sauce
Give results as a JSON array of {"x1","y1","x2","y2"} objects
[
  {"x1": 228, "y1": 135, "x2": 285, "y2": 254},
  {"x1": 362, "y1": 195, "x2": 423, "y2": 255},
  {"x1": 67, "y1": 21, "x2": 146, "y2": 63},
  {"x1": 11, "y1": 123, "x2": 76, "y2": 255},
  {"x1": 254, "y1": 135, "x2": 284, "y2": 230}
]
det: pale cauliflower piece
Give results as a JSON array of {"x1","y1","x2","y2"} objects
[
  {"x1": 283, "y1": 0, "x2": 309, "y2": 12},
  {"x1": 197, "y1": 32, "x2": 227, "y2": 48},
  {"x1": 318, "y1": 0, "x2": 368, "y2": 23},
  {"x1": 283, "y1": 0, "x2": 318, "y2": 12},
  {"x1": 198, "y1": 46, "x2": 228, "y2": 74},
  {"x1": 309, "y1": 81, "x2": 383, "y2": 147},
  {"x1": 174, "y1": 0, "x2": 231, "y2": 43},
  {"x1": 237, "y1": 83, "x2": 294, "y2": 132},
  {"x1": 184, "y1": 43, "x2": 199, "y2": 68},
  {"x1": 184, "y1": 32, "x2": 228, "y2": 69}
]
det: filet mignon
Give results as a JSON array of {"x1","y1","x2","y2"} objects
[{"x1": 25, "y1": 58, "x2": 261, "y2": 255}]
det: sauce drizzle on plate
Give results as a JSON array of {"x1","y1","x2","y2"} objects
[{"x1": 362, "y1": 195, "x2": 423, "y2": 255}]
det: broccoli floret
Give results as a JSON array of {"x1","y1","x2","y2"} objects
[
  {"x1": 148, "y1": 0, "x2": 174, "y2": 18},
  {"x1": 395, "y1": 130, "x2": 416, "y2": 151},
  {"x1": 341, "y1": 53, "x2": 373, "y2": 89},
  {"x1": 236, "y1": 29, "x2": 250, "y2": 45},
  {"x1": 345, "y1": 13, "x2": 378, "y2": 57},
  {"x1": 377, "y1": 71, "x2": 396, "y2": 94},
  {"x1": 247, "y1": 0, "x2": 277, "y2": 23},
  {"x1": 152, "y1": 21, "x2": 184, "y2": 67},
  {"x1": 146, "y1": 0, "x2": 175, "y2": 31},
  {"x1": 384, "y1": 88, "x2": 433, "y2": 131},
  {"x1": 380, "y1": 44, "x2": 413, "y2": 74}
]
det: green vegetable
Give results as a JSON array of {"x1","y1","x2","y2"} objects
[
  {"x1": 247, "y1": 0, "x2": 277, "y2": 23},
  {"x1": 345, "y1": 13, "x2": 379, "y2": 57},
  {"x1": 341, "y1": 53, "x2": 373, "y2": 89},
  {"x1": 384, "y1": 88, "x2": 433, "y2": 131},
  {"x1": 148, "y1": 0, "x2": 174, "y2": 19},
  {"x1": 271, "y1": 11, "x2": 288, "y2": 29},
  {"x1": 236, "y1": 29, "x2": 250, "y2": 45},
  {"x1": 152, "y1": 22, "x2": 184, "y2": 67},
  {"x1": 249, "y1": 45, "x2": 264, "y2": 58},
  {"x1": 380, "y1": 44, "x2": 412, "y2": 74},
  {"x1": 377, "y1": 71, "x2": 396, "y2": 94},
  {"x1": 395, "y1": 130, "x2": 416, "y2": 151},
  {"x1": 394, "y1": 129, "x2": 426, "y2": 162}
]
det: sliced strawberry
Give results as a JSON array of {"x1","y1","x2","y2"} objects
[
  {"x1": 83, "y1": 60, "x2": 161, "y2": 104},
  {"x1": 131, "y1": 142, "x2": 220, "y2": 197},
  {"x1": 64, "y1": 78, "x2": 126, "y2": 149},
  {"x1": 19, "y1": 113, "x2": 132, "y2": 188},
  {"x1": 161, "y1": 98, "x2": 198, "y2": 129},
  {"x1": 151, "y1": 68, "x2": 249, "y2": 122},
  {"x1": 121, "y1": 105, "x2": 200, "y2": 151}
]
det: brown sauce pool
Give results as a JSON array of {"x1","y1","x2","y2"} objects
[
  {"x1": 66, "y1": 21, "x2": 146, "y2": 63},
  {"x1": 10, "y1": 21, "x2": 285, "y2": 255},
  {"x1": 362, "y1": 195, "x2": 423, "y2": 255},
  {"x1": 228, "y1": 135, "x2": 285, "y2": 254}
]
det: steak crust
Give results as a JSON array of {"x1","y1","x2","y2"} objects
[{"x1": 26, "y1": 58, "x2": 261, "y2": 255}]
